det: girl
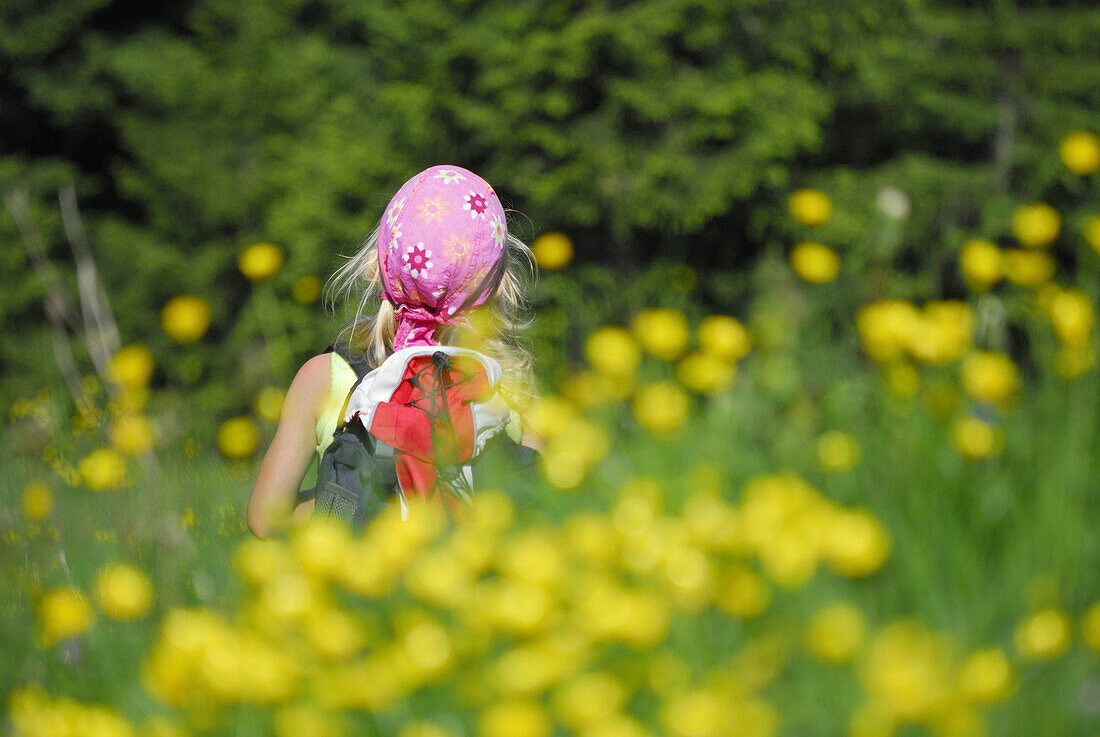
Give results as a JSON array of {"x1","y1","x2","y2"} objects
[{"x1": 247, "y1": 165, "x2": 538, "y2": 538}]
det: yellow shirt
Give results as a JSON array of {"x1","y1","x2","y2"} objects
[{"x1": 315, "y1": 352, "x2": 359, "y2": 462}]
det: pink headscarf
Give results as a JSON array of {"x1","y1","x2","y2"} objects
[{"x1": 377, "y1": 165, "x2": 508, "y2": 351}]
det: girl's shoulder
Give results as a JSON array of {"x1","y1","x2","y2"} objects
[{"x1": 287, "y1": 353, "x2": 339, "y2": 421}]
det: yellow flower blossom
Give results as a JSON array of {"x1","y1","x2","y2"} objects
[
  {"x1": 1003, "y1": 249, "x2": 1055, "y2": 286},
  {"x1": 1081, "y1": 600, "x2": 1100, "y2": 651},
  {"x1": 1014, "y1": 608, "x2": 1071, "y2": 660},
  {"x1": 951, "y1": 417, "x2": 1000, "y2": 459},
  {"x1": 697, "y1": 315, "x2": 752, "y2": 362},
  {"x1": 1085, "y1": 215, "x2": 1100, "y2": 255},
  {"x1": 161, "y1": 295, "x2": 211, "y2": 344},
  {"x1": 479, "y1": 700, "x2": 551, "y2": 737},
  {"x1": 633, "y1": 308, "x2": 690, "y2": 361},
  {"x1": 216, "y1": 416, "x2": 261, "y2": 459},
  {"x1": 1011, "y1": 203, "x2": 1061, "y2": 248},
  {"x1": 817, "y1": 430, "x2": 860, "y2": 472},
  {"x1": 957, "y1": 647, "x2": 1014, "y2": 703},
  {"x1": 21, "y1": 481, "x2": 53, "y2": 521},
  {"x1": 789, "y1": 188, "x2": 833, "y2": 227},
  {"x1": 253, "y1": 387, "x2": 286, "y2": 422},
  {"x1": 1047, "y1": 287, "x2": 1094, "y2": 347},
  {"x1": 108, "y1": 345, "x2": 155, "y2": 389},
  {"x1": 38, "y1": 587, "x2": 93, "y2": 644},
  {"x1": 531, "y1": 231, "x2": 574, "y2": 270},
  {"x1": 862, "y1": 621, "x2": 954, "y2": 723},
  {"x1": 661, "y1": 688, "x2": 731, "y2": 737},
  {"x1": 960, "y1": 351, "x2": 1018, "y2": 408},
  {"x1": 958, "y1": 239, "x2": 1003, "y2": 290},
  {"x1": 585, "y1": 327, "x2": 642, "y2": 377},
  {"x1": 790, "y1": 241, "x2": 840, "y2": 284},
  {"x1": 908, "y1": 301, "x2": 973, "y2": 364},
  {"x1": 79, "y1": 448, "x2": 127, "y2": 491},
  {"x1": 110, "y1": 413, "x2": 155, "y2": 456},
  {"x1": 96, "y1": 563, "x2": 153, "y2": 621},
  {"x1": 676, "y1": 352, "x2": 735, "y2": 394},
  {"x1": 857, "y1": 301, "x2": 920, "y2": 362},
  {"x1": 825, "y1": 509, "x2": 891, "y2": 577},
  {"x1": 553, "y1": 671, "x2": 627, "y2": 729},
  {"x1": 633, "y1": 382, "x2": 690, "y2": 434},
  {"x1": 1059, "y1": 129, "x2": 1100, "y2": 175},
  {"x1": 806, "y1": 602, "x2": 866, "y2": 664},
  {"x1": 238, "y1": 242, "x2": 285, "y2": 281},
  {"x1": 291, "y1": 274, "x2": 323, "y2": 305}
]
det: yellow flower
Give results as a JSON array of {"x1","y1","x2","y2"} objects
[
  {"x1": 275, "y1": 704, "x2": 344, "y2": 737},
  {"x1": 957, "y1": 647, "x2": 1014, "y2": 703},
  {"x1": 1048, "y1": 287, "x2": 1094, "y2": 347},
  {"x1": 1056, "y1": 344, "x2": 1095, "y2": 380},
  {"x1": 908, "y1": 301, "x2": 973, "y2": 364},
  {"x1": 950, "y1": 417, "x2": 999, "y2": 459},
  {"x1": 238, "y1": 242, "x2": 285, "y2": 281},
  {"x1": 789, "y1": 188, "x2": 833, "y2": 226},
  {"x1": 817, "y1": 430, "x2": 860, "y2": 472},
  {"x1": 633, "y1": 308, "x2": 690, "y2": 360},
  {"x1": 585, "y1": 327, "x2": 641, "y2": 377},
  {"x1": 253, "y1": 387, "x2": 286, "y2": 422},
  {"x1": 531, "y1": 231, "x2": 574, "y2": 270},
  {"x1": 960, "y1": 351, "x2": 1018, "y2": 408},
  {"x1": 715, "y1": 566, "x2": 771, "y2": 618},
  {"x1": 1011, "y1": 204, "x2": 1061, "y2": 248},
  {"x1": 1003, "y1": 249, "x2": 1055, "y2": 286},
  {"x1": 21, "y1": 481, "x2": 53, "y2": 521},
  {"x1": 806, "y1": 602, "x2": 865, "y2": 664},
  {"x1": 1085, "y1": 215, "x2": 1100, "y2": 255},
  {"x1": 862, "y1": 621, "x2": 954, "y2": 723},
  {"x1": 291, "y1": 274, "x2": 323, "y2": 305},
  {"x1": 857, "y1": 300, "x2": 919, "y2": 362},
  {"x1": 553, "y1": 671, "x2": 626, "y2": 729},
  {"x1": 958, "y1": 239, "x2": 1003, "y2": 290},
  {"x1": 161, "y1": 295, "x2": 212, "y2": 344},
  {"x1": 662, "y1": 688, "x2": 731, "y2": 737},
  {"x1": 110, "y1": 413, "x2": 155, "y2": 456},
  {"x1": 1059, "y1": 129, "x2": 1100, "y2": 175},
  {"x1": 1014, "y1": 608, "x2": 1071, "y2": 660},
  {"x1": 790, "y1": 241, "x2": 840, "y2": 283},
  {"x1": 38, "y1": 587, "x2": 93, "y2": 643},
  {"x1": 79, "y1": 448, "x2": 127, "y2": 490},
  {"x1": 96, "y1": 563, "x2": 153, "y2": 621},
  {"x1": 1081, "y1": 600, "x2": 1100, "y2": 651},
  {"x1": 216, "y1": 416, "x2": 261, "y2": 459},
  {"x1": 697, "y1": 315, "x2": 752, "y2": 362},
  {"x1": 676, "y1": 352, "x2": 735, "y2": 394},
  {"x1": 108, "y1": 345, "x2": 155, "y2": 389},
  {"x1": 825, "y1": 509, "x2": 891, "y2": 577},
  {"x1": 479, "y1": 700, "x2": 551, "y2": 737},
  {"x1": 633, "y1": 382, "x2": 690, "y2": 434}
]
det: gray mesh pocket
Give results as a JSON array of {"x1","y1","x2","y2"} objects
[{"x1": 316, "y1": 481, "x2": 358, "y2": 524}]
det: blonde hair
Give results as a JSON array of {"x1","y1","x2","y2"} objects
[{"x1": 324, "y1": 225, "x2": 538, "y2": 409}]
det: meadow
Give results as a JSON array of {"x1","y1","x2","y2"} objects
[{"x1": 3, "y1": 138, "x2": 1100, "y2": 737}]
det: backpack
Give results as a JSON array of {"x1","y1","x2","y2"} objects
[{"x1": 298, "y1": 343, "x2": 537, "y2": 529}]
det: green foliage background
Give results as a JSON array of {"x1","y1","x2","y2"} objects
[{"x1": 3, "y1": 0, "x2": 1100, "y2": 413}]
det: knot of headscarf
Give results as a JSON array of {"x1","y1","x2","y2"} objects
[{"x1": 376, "y1": 165, "x2": 507, "y2": 351}]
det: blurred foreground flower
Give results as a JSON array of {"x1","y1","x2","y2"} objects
[
  {"x1": 79, "y1": 448, "x2": 127, "y2": 490},
  {"x1": 108, "y1": 344, "x2": 155, "y2": 389},
  {"x1": 790, "y1": 241, "x2": 840, "y2": 283},
  {"x1": 217, "y1": 416, "x2": 261, "y2": 459},
  {"x1": 38, "y1": 587, "x2": 93, "y2": 645},
  {"x1": 1082, "y1": 601, "x2": 1100, "y2": 651},
  {"x1": 1085, "y1": 216, "x2": 1100, "y2": 255},
  {"x1": 817, "y1": 430, "x2": 860, "y2": 472},
  {"x1": 1014, "y1": 608, "x2": 1071, "y2": 660},
  {"x1": 958, "y1": 239, "x2": 1003, "y2": 291},
  {"x1": 957, "y1": 648, "x2": 1014, "y2": 703},
  {"x1": 1059, "y1": 129, "x2": 1100, "y2": 175},
  {"x1": 632, "y1": 308, "x2": 689, "y2": 360},
  {"x1": 633, "y1": 382, "x2": 690, "y2": 434},
  {"x1": 876, "y1": 187, "x2": 911, "y2": 220},
  {"x1": 21, "y1": 481, "x2": 53, "y2": 520},
  {"x1": 161, "y1": 295, "x2": 211, "y2": 344},
  {"x1": 254, "y1": 387, "x2": 286, "y2": 422},
  {"x1": 961, "y1": 352, "x2": 1018, "y2": 408},
  {"x1": 676, "y1": 352, "x2": 735, "y2": 394},
  {"x1": 110, "y1": 412, "x2": 155, "y2": 456},
  {"x1": 238, "y1": 242, "x2": 285, "y2": 281},
  {"x1": 789, "y1": 188, "x2": 833, "y2": 226},
  {"x1": 697, "y1": 315, "x2": 752, "y2": 362},
  {"x1": 585, "y1": 327, "x2": 641, "y2": 378},
  {"x1": 807, "y1": 602, "x2": 866, "y2": 664},
  {"x1": 96, "y1": 564, "x2": 153, "y2": 621},
  {"x1": 531, "y1": 232, "x2": 573, "y2": 270},
  {"x1": 951, "y1": 417, "x2": 1000, "y2": 459},
  {"x1": 1003, "y1": 249, "x2": 1055, "y2": 286},
  {"x1": 1011, "y1": 204, "x2": 1060, "y2": 248},
  {"x1": 291, "y1": 274, "x2": 322, "y2": 305}
]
